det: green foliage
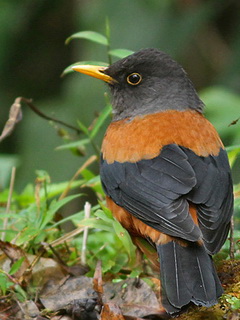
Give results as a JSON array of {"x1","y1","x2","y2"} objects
[
  {"x1": 227, "y1": 145, "x2": 240, "y2": 168},
  {"x1": 9, "y1": 257, "x2": 25, "y2": 275},
  {"x1": 200, "y1": 87, "x2": 240, "y2": 144},
  {"x1": 0, "y1": 273, "x2": 12, "y2": 296},
  {"x1": 224, "y1": 294, "x2": 240, "y2": 311},
  {"x1": 56, "y1": 103, "x2": 112, "y2": 157},
  {"x1": 62, "y1": 61, "x2": 108, "y2": 77},
  {"x1": 0, "y1": 176, "x2": 83, "y2": 247},
  {"x1": 65, "y1": 31, "x2": 108, "y2": 46},
  {"x1": 108, "y1": 49, "x2": 134, "y2": 59},
  {"x1": 63, "y1": 28, "x2": 135, "y2": 76}
]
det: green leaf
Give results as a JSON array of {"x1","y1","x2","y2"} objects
[
  {"x1": 90, "y1": 104, "x2": 112, "y2": 139},
  {"x1": 95, "y1": 209, "x2": 113, "y2": 223},
  {"x1": 79, "y1": 217, "x2": 114, "y2": 232},
  {"x1": 51, "y1": 209, "x2": 85, "y2": 228},
  {"x1": 0, "y1": 213, "x2": 20, "y2": 219},
  {"x1": 85, "y1": 175, "x2": 102, "y2": 190},
  {"x1": 112, "y1": 219, "x2": 136, "y2": 264},
  {"x1": 43, "y1": 180, "x2": 84, "y2": 199},
  {"x1": 35, "y1": 170, "x2": 51, "y2": 182},
  {"x1": 65, "y1": 31, "x2": 108, "y2": 46},
  {"x1": 14, "y1": 284, "x2": 27, "y2": 302},
  {"x1": 56, "y1": 139, "x2": 90, "y2": 151},
  {"x1": 16, "y1": 227, "x2": 42, "y2": 245},
  {"x1": 129, "y1": 269, "x2": 141, "y2": 278},
  {"x1": 62, "y1": 61, "x2": 108, "y2": 77},
  {"x1": 227, "y1": 146, "x2": 240, "y2": 167},
  {"x1": 17, "y1": 179, "x2": 82, "y2": 206},
  {"x1": 77, "y1": 120, "x2": 89, "y2": 136},
  {"x1": 105, "y1": 17, "x2": 111, "y2": 43},
  {"x1": 101, "y1": 259, "x2": 115, "y2": 273},
  {"x1": 0, "y1": 229, "x2": 18, "y2": 236},
  {"x1": 40, "y1": 194, "x2": 81, "y2": 229},
  {"x1": 0, "y1": 273, "x2": 12, "y2": 295},
  {"x1": 225, "y1": 144, "x2": 240, "y2": 152},
  {"x1": 200, "y1": 86, "x2": 240, "y2": 142},
  {"x1": 98, "y1": 202, "x2": 113, "y2": 219},
  {"x1": 110, "y1": 253, "x2": 128, "y2": 273},
  {"x1": 69, "y1": 204, "x2": 100, "y2": 227},
  {"x1": 226, "y1": 295, "x2": 240, "y2": 310},
  {"x1": 18, "y1": 184, "x2": 35, "y2": 206},
  {"x1": 109, "y1": 49, "x2": 134, "y2": 59},
  {"x1": 80, "y1": 168, "x2": 95, "y2": 181},
  {"x1": 9, "y1": 257, "x2": 25, "y2": 275}
]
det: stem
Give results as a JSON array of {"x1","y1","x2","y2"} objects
[
  {"x1": 81, "y1": 202, "x2": 91, "y2": 265},
  {"x1": 89, "y1": 138, "x2": 100, "y2": 158},
  {"x1": 105, "y1": 17, "x2": 112, "y2": 65},
  {"x1": 20, "y1": 97, "x2": 81, "y2": 134},
  {"x1": 59, "y1": 155, "x2": 97, "y2": 200},
  {"x1": 229, "y1": 216, "x2": 235, "y2": 260},
  {"x1": 2, "y1": 167, "x2": 16, "y2": 241}
]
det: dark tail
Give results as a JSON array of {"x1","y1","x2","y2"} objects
[{"x1": 156, "y1": 241, "x2": 223, "y2": 315}]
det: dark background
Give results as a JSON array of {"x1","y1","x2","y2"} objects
[{"x1": 0, "y1": 0, "x2": 239, "y2": 191}]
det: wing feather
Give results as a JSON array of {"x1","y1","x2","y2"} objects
[{"x1": 100, "y1": 144, "x2": 233, "y2": 253}]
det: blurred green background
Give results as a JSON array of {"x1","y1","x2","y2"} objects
[{"x1": 0, "y1": 0, "x2": 239, "y2": 191}]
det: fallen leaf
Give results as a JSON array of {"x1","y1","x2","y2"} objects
[
  {"x1": 0, "y1": 97, "x2": 22, "y2": 142},
  {"x1": 93, "y1": 260, "x2": 103, "y2": 294},
  {"x1": 103, "y1": 278, "x2": 164, "y2": 318},
  {"x1": 18, "y1": 300, "x2": 40, "y2": 318},
  {"x1": 40, "y1": 276, "x2": 98, "y2": 311},
  {"x1": 100, "y1": 303, "x2": 124, "y2": 319},
  {"x1": 0, "y1": 240, "x2": 31, "y2": 283}
]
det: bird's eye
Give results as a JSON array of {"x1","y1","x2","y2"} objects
[{"x1": 127, "y1": 73, "x2": 142, "y2": 85}]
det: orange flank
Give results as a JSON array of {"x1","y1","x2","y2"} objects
[{"x1": 106, "y1": 197, "x2": 198, "y2": 246}]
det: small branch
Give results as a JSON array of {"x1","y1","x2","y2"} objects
[
  {"x1": 0, "y1": 269, "x2": 19, "y2": 285},
  {"x1": 229, "y1": 216, "x2": 235, "y2": 260},
  {"x1": 0, "y1": 97, "x2": 82, "y2": 143},
  {"x1": 45, "y1": 226, "x2": 84, "y2": 248},
  {"x1": 20, "y1": 97, "x2": 82, "y2": 134},
  {"x1": 59, "y1": 155, "x2": 97, "y2": 200},
  {"x1": 81, "y1": 202, "x2": 91, "y2": 265},
  {"x1": 105, "y1": 17, "x2": 112, "y2": 65},
  {"x1": 2, "y1": 167, "x2": 16, "y2": 241}
]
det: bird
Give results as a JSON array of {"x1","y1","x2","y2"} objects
[{"x1": 72, "y1": 48, "x2": 233, "y2": 316}]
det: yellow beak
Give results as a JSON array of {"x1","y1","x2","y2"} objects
[{"x1": 72, "y1": 65, "x2": 114, "y2": 83}]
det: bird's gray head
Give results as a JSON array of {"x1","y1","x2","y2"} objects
[{"x1": 73, "y1": 48, "x2": 204, "y2": 121}]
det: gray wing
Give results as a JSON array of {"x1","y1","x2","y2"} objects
[{"x1": 100, "y1": 144, "x2": 233, "y2": 254}]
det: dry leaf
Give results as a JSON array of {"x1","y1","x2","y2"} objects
[
  {"x1": 93, "y1": 260, "x2": 103, "y2": 294},
  {"x1": 0, "y1": 98, "x2": 22, "y2": 142},
  {"x1": 40, "y1": 276, "x2": 98, "y2": 311},
  {"x1": 0, "y1": 240, "x2": 31, "y2": 283},
  {"x1": 100, "y1": 303, "x2": 124, "y2": 319},
  {"x1": 103, "y1": 278, "x2": 164, "y2": 318}
]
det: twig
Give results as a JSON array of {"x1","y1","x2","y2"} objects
[
  {"x1": 0, "y1": 97, "x2": 82, "y2": 143},
  {"x1": 0, "y1": 269, "x2": 19, "y2": 285},
  {"x1": 59, "y1": 155, "x2": 97, "y2": 200},
  {"x1": 105, "y1": 17, "x2": 112, "y2": 65},
  {"x1": 1, "y1": 167, "x2": 16, "y2": 241},
  {"x1": 81, "y1": 202, "x2": 91, "y2": 265},
  {"x1": 45, "y1": 226, "x2": 84, "y2": 248},
  {"x1": 20, "y1": 97, "x2": 81, "y2": 134},
  {"x1": 229, "y1": 216, "x2": 235, "y2": 260}
]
